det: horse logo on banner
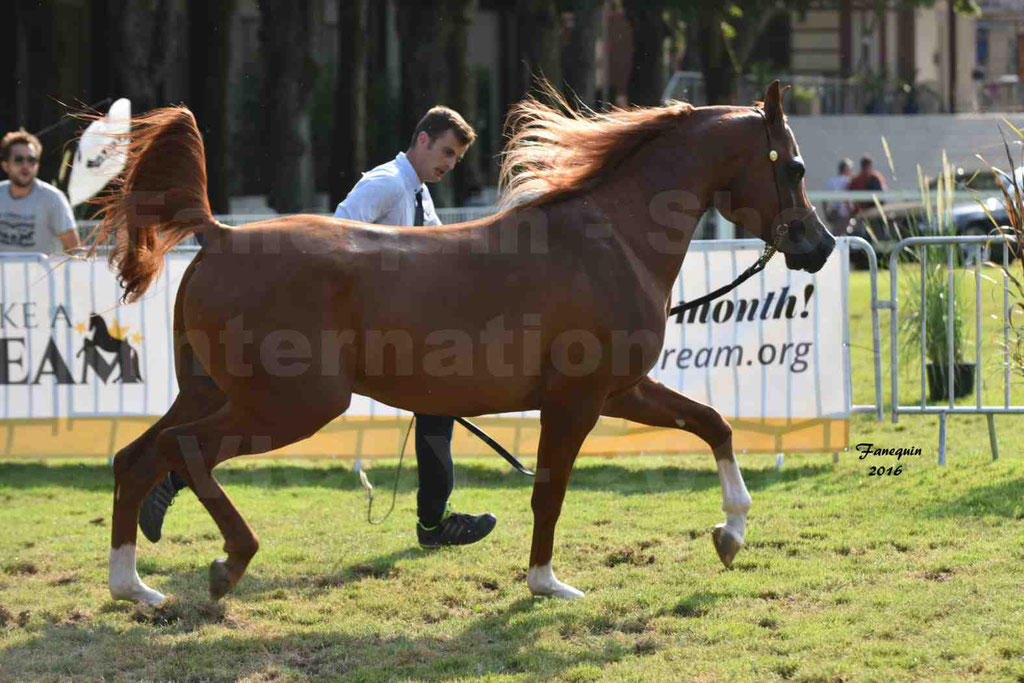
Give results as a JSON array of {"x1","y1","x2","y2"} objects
[{"x1": 76, "y1": 314, "x2": 144, "y2": 384}]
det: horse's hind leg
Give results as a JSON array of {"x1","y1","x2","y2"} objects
[
  {"x1": 153, "y1": 400, "x2": 344, "y2": 600},
  {"x1": 602, "y1": 377, "x2": 750, "y2": 568}
]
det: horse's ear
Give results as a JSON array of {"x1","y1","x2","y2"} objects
[{"x1": 763, "y1": 79, "x2": 785, "y2": 125}]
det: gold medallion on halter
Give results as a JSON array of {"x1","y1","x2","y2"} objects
[{"x1": 769, "y1": 149, "x2": 778, "y2": 162}]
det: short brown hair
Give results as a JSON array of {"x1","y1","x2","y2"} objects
[
  {"x1": 409, "y1": 106, "x2": 476, "y2": 149},
  {"x1": 1, "y1": 129, "x2": 42, "y2": 161}
]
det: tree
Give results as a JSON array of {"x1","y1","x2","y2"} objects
[
  {"x1": 259, "y1": 0, "x2": 316, "y2": 213},
  {"x1": 107, "y1": 0, "x2": 186, "y2": 112},
  {"x1": 623, "y1": 0, "x2": 669, "y2": 106},
  {"x1": 561, "y1": 0, "x2": 602, "y2": 107},
  {"x1": 395, "y1": 0, "x2": 451, "y2": 145},
  {"x1": 515, "y1": 0, "x2": 562, "y2": 99},
  {"x1": 329, "y1": 0, "x2": 367, "y2": 207},
  {"x1": 445, "y1": 0, "x2": 480, "y2": 206},
  {"x1": 188, "y1": 0, "x2": 235, "y2": 215}
]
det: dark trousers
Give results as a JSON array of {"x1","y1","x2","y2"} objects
[{"x1": 415, "y1": 413, "x2": 455, "y2": 526}]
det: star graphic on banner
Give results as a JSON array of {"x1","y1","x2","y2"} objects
[
  {"x1": 108, "y1": 322, "x2": 130, "y2": 340},
  {"x1": 74, "y1": 322, "x2": 86, "y2": 334},
  {"x1": 130, "y1": 332, "x2": 143, "y2": 345}
]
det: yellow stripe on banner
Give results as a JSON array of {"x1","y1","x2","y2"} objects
[{"x1": 0, "y1": 415, "x2": 848, "y2": 459}]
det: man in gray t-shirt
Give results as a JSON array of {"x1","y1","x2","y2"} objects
[{"x1": 0, "y1": 129, "x2": 79, "y2": 254}]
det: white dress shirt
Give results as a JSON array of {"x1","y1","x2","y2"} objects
[{"x1": 333, "y1": 152, "x2": 441, "y2": 226}]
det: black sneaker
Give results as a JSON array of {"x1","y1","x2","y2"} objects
[
  {"x1": 417, "y1": 508, "x2": 497, "y2": 548},
  {"x1": 139, "y1": 472, "x2": 187, "y2": 543}
]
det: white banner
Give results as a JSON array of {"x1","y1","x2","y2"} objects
[
  {"x1": 0, "y1": 241, "x2": 849, "y2": 423},
  {"x1": 659, "y1": 240, "x2": 848, "y2": 420}
]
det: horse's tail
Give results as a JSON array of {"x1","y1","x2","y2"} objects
[{"x1": 88, "y1": 106, "x2": 218, "y2": 304}]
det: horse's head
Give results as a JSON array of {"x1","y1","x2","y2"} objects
[
  {"x1": 88, "y1": 313, "x2": 104, "y2": 331},
  {"x1": 724, "y1": 80, "x2": 834, "y2": 273}
]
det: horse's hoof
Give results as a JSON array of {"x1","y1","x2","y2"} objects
[
  {"x1": 526, "y1": 564, "x2": 585, "y2": 599},
  {"x1": 209, "y1": 559, "x2": 233, "y2": 601},
  {"x1": 712, "y1": 524, "x2": 743, "y2": 568},
  {"x1": 543, "y1": 583, "x2": 585, "y2": 599}
]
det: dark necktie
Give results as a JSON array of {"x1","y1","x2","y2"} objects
[{"x1": 414, "y1": 189, "x2": 424, "y2": 227}]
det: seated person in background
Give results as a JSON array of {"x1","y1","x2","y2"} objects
[{"x1": 846, "y1": 154, "x2": 887, "y2": 217}]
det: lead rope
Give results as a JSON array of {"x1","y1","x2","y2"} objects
[{"x1": 359, "y1": 415, "x2": 416, "y2": 525}]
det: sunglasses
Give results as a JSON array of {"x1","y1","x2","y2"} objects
[{"x1": 9, "y1": 155, "x2": 38, "y2": 165}]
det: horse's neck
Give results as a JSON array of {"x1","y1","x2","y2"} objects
[{"x1": 587, "y1": 109, "x2": 743, "y2": 297}]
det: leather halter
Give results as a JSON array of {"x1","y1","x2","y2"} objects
[{"x1": 669, "y1": 107, "x2": 811, "y2": 321}]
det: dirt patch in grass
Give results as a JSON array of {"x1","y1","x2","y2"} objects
[
  {"x1": 89, "y1": 516, "x2": 105, "y2": 526},
  {"x1": 0, "y1": 605, "x2": 31, "y2": 628},
  {"x1": 671, "y1": 602, "x2": 708, "y2": 618},
  {"x1": 914, "y1": 566, "x2": 956, "y2": 582},
  {"x1": 132, "y1": 597, "x2": 183, "y2": 626},
  {"x1": 50, "y1": 573, "x2": 79, "y2": 586},
  {"x1": 633, "y1": 637, "x2": 658, "y2": 655},
  {"x1": 4, "y1": 562, "x2": 38, "y2": 575},
  {"x1": 349, "y1": 562, "x2": 398, "y2": 580},
  {"x1": 605, "y1": 546, "x2": 656, "y2": 568},
  {"x1": 60, "y1": 608, "x2": 93, "y2": 626}
]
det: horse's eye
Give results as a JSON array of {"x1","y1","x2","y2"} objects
[{"x1": 788, "y1": 158, "x2": 805, "y2": 182}]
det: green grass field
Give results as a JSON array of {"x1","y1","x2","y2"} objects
[{"x1": 1, "y1": 269, "x2": 1023, "y2": 682}]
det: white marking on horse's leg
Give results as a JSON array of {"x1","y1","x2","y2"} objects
[
  {"x1": 527, "y1": 562, "x2": 584, "y2": 599},
  {"x1": 109, "y1": 544, "x2": 165, "y2": 605},
  {"x1": 714, "y1": 445, "x2": 751, "y2": 541}
]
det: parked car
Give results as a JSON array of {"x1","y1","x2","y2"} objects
[{"x1": 846, "y1": 167, "x2": 1020, "y2": 268}]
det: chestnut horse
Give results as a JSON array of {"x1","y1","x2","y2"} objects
[{"x1": 96, "y1": 80, "x2": 834, "y2": 605}]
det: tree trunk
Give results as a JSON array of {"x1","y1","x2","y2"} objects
[
  {"x1": 624, "y1": 0, "x2": 667, "y2": 106},
  {"x1": 515, "y1": 0, "x2": 561, "y2": 97},
  {"x1": 561, "y1": 0, "x2": 601, "y2": 108},
  {"x1": 19, "y1": 0, "x2": 57, "y2": 132},
  {"x1": 109, "y1": 0, "x2": 184, "y2": 112},
  {"x1": 260, "y1": 0, "x2": 316, "y2": 213},
  {"x1": 330, "y1": 0, "x2": 368, "y2": 207},
  {"x1": 697, "y1": 6, "x2": 736, "y2": 105},
  {"x1": 395, "y1": 0, "x2": 450, "y2": 146},
  {"x1": 0, "y1": 2, "x2": 22, "y2": 133},
  {"x1": 188, "y1": 0, "x2": 234, "y2": 215},
  {"x1": 446, "y1": 0, "x2": 478, "y2": 206}
]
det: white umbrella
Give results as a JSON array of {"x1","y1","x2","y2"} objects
[{"x1": 67, "y1": 98, "x2": 131, "y2": 207}]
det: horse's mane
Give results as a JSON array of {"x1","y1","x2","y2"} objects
[{"x1": 497, "y1": 84, "x2": 694, "y2": 210}]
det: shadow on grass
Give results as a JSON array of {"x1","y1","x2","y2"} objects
[
  {"x1": 0, "y1": 460, "x2": 833, "y2": 497},
  {"x1": 0, "y1": 590, "x2": 665, "y2": 680},
  {"x1": 921, "y1": 478, "x2": 1024, "y2": 519}
]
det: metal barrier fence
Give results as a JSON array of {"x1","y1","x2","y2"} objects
[{"x1": 886, "y1": 235, "x2": 1022, "y2": 464}]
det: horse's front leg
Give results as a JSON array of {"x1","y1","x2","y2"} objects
[
  {"x1": 528, "y1": 395, "x2": 603, "y2": 599},
  {"x1": 602, "y1": 376, "x2": 751, "y2": 568}
]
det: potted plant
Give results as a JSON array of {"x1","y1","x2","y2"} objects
[
  {"x1": 896, "y1": 155, "x2": 977, "y2": 400},
  {"x1": 900, "y1": 257, "x2": 974, "y2": 400}
]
